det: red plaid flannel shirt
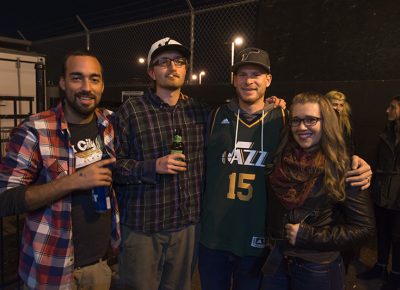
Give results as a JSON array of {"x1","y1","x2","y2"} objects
[{"x1": 0, "y1": 102, "x2": 121, "y2": 289}]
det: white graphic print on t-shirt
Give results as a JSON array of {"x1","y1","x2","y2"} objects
[{"x1": 72, "y1": 136, "x2": 103, "y2": 169}]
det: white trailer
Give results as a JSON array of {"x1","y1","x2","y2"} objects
[{"x1": 0, "y1": 48, "x2": 46, "y2": 157}]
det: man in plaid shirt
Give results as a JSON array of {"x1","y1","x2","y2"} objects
[
  {"x1": 114, "y1": 37, "x2": 209, "y2": 290},
  {"x1": 0, "y1": 51, "x2": 120, "y2": 289}
]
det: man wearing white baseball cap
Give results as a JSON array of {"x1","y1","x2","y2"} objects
[{"x1": 114, "y1": 37, "x2": 209, "y2": 290}]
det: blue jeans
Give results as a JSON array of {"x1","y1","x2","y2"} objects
[
  {"x1": 261, "y1": 255, "x2": 345, "y2": 290},
  {"x1": 198, "y1": 243, "x2": 266, "y2": 290}
]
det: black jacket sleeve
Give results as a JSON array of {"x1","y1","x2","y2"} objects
[
  {"x1": 295, "y1": 188, "x2": 375, "y2": 251},
  {"x1": 0, "y1": 185, "x2": 28, "y2": 217}
]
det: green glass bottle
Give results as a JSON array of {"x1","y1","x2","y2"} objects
[{"x1": 171, "y1": 128, "x2": 184, "y2": 157}]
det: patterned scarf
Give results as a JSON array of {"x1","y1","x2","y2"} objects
[{"x1": 269, "y1": 145, "x2": 324, "y2": 209}]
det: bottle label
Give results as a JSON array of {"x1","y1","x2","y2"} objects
[
  {"x1": 106, "y1": 196, "x2": 111, "y2": 210},
  {"x1": 171, "y1": 149, "x2": 183, "y2": 155},
  {"x1": 92, "y1": 186, "x2": 111, "y2": 213},
  {"x1": 174, "y1": 135, "x2": 182, "y2": 143}
]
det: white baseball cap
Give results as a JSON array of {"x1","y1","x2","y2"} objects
[{"x1": 147, "y1": 37, "x2": 190, "y2": 67}]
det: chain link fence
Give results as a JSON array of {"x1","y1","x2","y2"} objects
[
  {"x1": 32, "y1": 0, "x2": 258, "y2": 88},
  {"x1": 1, "y1": 2, "x2": 258, "y2": 287}
]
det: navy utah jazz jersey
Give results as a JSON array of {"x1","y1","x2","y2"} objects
[{"x1": 201, "y1": 104, "x2": 285, "y2": 257}]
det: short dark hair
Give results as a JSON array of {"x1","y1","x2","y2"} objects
[{"x1": 61, "y1": 50, "x2": 103, "y2": 77}]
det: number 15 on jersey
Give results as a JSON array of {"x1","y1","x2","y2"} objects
[{"x1": 227, "y1": 173, "x2": 256, "y2": 201}]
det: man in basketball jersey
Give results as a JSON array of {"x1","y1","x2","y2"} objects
[
  {"x1": 198, "y1": 47, "x2": 373, "y2": 290},
  {"x1": 199, "y1": 47, "x2": 284, "y2": 290}
]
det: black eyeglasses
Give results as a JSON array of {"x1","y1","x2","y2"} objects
[
  {"x1": 289, "y1": 117, "x2": 321, "y2": 127},
  {"x1": 151, "y1": 57, "x2": 188, "y2": 68}
]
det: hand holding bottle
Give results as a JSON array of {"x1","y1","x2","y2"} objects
[
  {"x1": 91, "y1": 153, "x2": 114, "y2": 213},
  {"x1": 156, "y1": 128, "x2": 187, "y2": 174},
  {"x1": 155, "y1": 154, "x2": 187, "y2": 174},
  {"x1": 73, "y1": 158, "x2": 115, "y2": 189}
]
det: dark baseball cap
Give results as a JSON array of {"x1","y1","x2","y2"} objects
[
  {"x1": 147, "y1": 37, "x2": 190, "y2": 68},
  {"x1": 231, "y1": 47, "x2": 271, "y2": 74}
]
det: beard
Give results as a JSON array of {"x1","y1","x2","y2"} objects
[
  {"x1": 162, "y1": 83, "x2": 183, "y2": 91},
  {"x1": 64, "y1": 91, "x2": 97, "y2": 117},
  {"x1": 159, "y1": 72, "x2": 185, "y2": 91}
]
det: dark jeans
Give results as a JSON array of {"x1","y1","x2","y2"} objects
[
  {"x1": 261, "y1": 256, "x2": 345, "y2": 290},
  {"x1": 375, "y1": 205, "x2": 400, "y2": 272},
  {"x1": 198, "y1": 243, "x2": 266, "y2": 290}
]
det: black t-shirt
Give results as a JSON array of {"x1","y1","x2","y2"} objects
[{"x1": 69, "y1": 118, "x2": 111, "y2": 268}]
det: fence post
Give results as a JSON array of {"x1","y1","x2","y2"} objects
[{"x1": 35, "y1": 60, "x2": 46, "y2": 113}]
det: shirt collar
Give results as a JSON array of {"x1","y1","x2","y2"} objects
[
  {"x1": 54, "y1": 101, "x2": 109, "y2": 134},
  {"x1": 147, "y1": 88, "x2": 185, "y2": 108}
]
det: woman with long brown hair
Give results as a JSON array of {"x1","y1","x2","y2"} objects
[{"x1": 261, "y1": 92, "x2": 374, "y2": 290}]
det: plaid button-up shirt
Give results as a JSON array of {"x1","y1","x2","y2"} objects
[
  {"x1": 114, "y1": 89, "x2": 209, "y2": 233},
  {"x1": 0, "y1": 102, "x2": 121, "y2": 290}
]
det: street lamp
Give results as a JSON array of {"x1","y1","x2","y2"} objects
[
  {"x1": 138, "y1": 57, "x2": 145, "y2": 64},
  {"x1": 191, "y1": 74, "x2": 198, "y2": 82},
  {"x1": 231, "y1": 36, "x2": 244, "y2": 83},
  {"x1": 199, "y1": 71, "x2": 206, "y2": 85}
]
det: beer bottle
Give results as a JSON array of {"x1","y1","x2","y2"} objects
[
  {"x1": 92, "y1": 151, "x2": 112, "y2": 213},
  {"x1": 171, "y1": 128, "x2": 184, "y2": 157}
]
